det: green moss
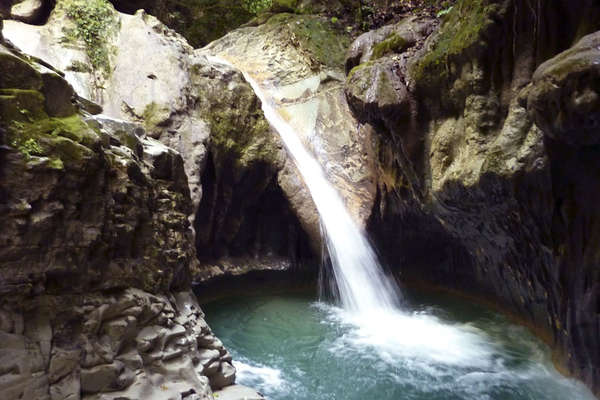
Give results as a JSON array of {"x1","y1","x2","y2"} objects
[
  {"x1": 347, "y1": 60, "x2": 375, "y2": 80},
  {"x1": 267, "y1": 14, "x2": 351, "y2": 68},
  {"x1": 411, "y1": 0, "x2": 500, "y2": 87},
  {"x1": 207, "y1": 105, "x2": 277, "y2": 170},
  {"x1": 6, "y1": 115, "x2": 98, "y2": 166},
  {"x1": 48, "y1": 158, "x2": 65, "y2": 170},
  {"x1": 142, "y1": 102, "x2": 168, "y2": 131},
  {"x1": 61, "y1": 0, "x2": 119, "y2": 78},
  {"x1": 0, "y1": 52, "x2": 43, "y2": 90},
  {"x1": 371, "y1": 33, "x2": 409, "y2": 60},
  {"x1": 0, "y1": 89, "x2": 47, "y2": 124}
]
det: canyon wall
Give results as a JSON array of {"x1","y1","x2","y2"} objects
[
  {"x1": 345, "y1": 0, "x2": 600, "y2": 394},
  {"x1": 0, "y1": 16, "x2": 258, "y2": 400}
]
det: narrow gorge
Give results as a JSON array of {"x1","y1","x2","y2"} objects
[{"x1": 1, "y1": 0, "x2": 599, "y2": 399}]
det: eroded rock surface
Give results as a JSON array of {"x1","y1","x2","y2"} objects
[
  {"x1": 2, "y1": 2, "x2": 319, "y2": 283},
  {"x1": 203, "y1": 13, "x2": 379, "y2": 237},
  {"x1": 345, "y1": 0, "x2": 600, "y2": 395},
  {"x1": 0, "y1": 44, "x2": 263, "y2": 400}
]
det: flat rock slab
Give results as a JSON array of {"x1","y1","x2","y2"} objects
[{"x1": 213, "y1": 385, "x2": 265, "y2": 400}]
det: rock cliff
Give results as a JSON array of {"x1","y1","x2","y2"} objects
[
  {"x1": 344, "y1": 0, "x2": 600, "y2": 394},
  {"x1": 3, "y1": 0, "x2": 321, "y2": 284},
  {"x1": 0, "y1": 34, "x2": 260, "y2": 400}
]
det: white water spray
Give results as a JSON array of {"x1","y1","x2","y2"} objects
[{"x1": 208, "y1": 56, "x2": 400, "y2": 312}]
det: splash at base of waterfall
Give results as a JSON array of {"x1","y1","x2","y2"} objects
[{"x1": 204, "y1": 292, "x2": 596, "y2": 400}]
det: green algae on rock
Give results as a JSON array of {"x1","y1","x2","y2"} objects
[
  {"x1": 410, "y1": 0, "x2": 504, "y2": 91},
  {"x1": 370, "y1": 33, "x2": 409, "y2": 60}
]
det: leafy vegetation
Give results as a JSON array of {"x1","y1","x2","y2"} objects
[
  {"x1": 242, "y1": 0, "x2": 273, "y2": 14},
  {"x1": 9, "y1": 136, "x2": 43, "y2": 159},
  {"x1": 436, "y1": 5, "x2": 454, "y2": 17},
  {"x1": 61, "y1": 0, "x2": 119, "y2": 77}
]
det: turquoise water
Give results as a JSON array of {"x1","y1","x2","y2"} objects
[{"x1": 203, "y1": 291, "x2": 595, "y2": 400}]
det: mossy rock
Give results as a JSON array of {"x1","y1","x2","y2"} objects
[
  {"x1": 6, "y1": 115, "x2": 98, "y2": 166},
  {"x1": 370, "y1": 33, "x2": 409, "y2": 60},
  {"x1": 266, "y1": 13, "x2": 351, "y2": 68},
  {"x1": 0, "y1": 89, "x2": 47, "y2": 125},
  {"x1": 0, "y1": 50, "x2": 43, "y2": 91},
  {"x1": 141, "y1": 101, "x2": 170, "y2": 132},
  {"x1": 411, "y1": 0, "x2": 502, "y2": 89},
  {"x1": 207, "y1": 104, "x2": 276, "y2": 171}
]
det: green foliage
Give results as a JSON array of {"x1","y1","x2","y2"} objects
[
  {"x1": 242, "y1": 0, "x2": 273, "y2": 14},
  {"x1": 9, "y1": 136, "x2": 43, "y2": 159},
  {"x1": 436, "y1": 6, "x2": 454, "y2": 18},
  {"x1": 370, "y1": 33, "x2": 408, "y2": 60},
  {"x1": 165, "y1": 0, "x2": 254, "y2": 48},
  {"x1": 66, "y1": 60, "x2": 93, "y2": 73},
  {"x1": 62, "y1": 0, "x2": 118, "y2": 78},
  {"x1": 330, "y1": 17, "x2": 339, "y2": 24}
]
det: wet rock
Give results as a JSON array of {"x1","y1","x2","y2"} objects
[
  {"x1": 527, "y1": 31, "x2": 600, "y2": 146},
  {"x1": 202, "y1": 12, "x2": 377, "y2": 242},
  {"x1": 209, "y1": 362, "x2": 236, "y2": 390},
  {"x1": 213, "y1": 384, "x2": 265, "y2": 400}
]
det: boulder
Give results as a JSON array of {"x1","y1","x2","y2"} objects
[
  {"x1": 208, "y1": 362, "x2": 236, "y2": 390},
  {"x1": 527, "y1": 31, "x2": 600, "y2": 146},
  {"x1": 10, "y1": 0, "x2": 45, "y2": 24},
  {"x1": 212, "y1": 384, "x2": 265, "y2": 400}
]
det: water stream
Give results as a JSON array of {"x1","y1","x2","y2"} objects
[{"x1": 207, "y1": 55, "x2": 400, "y2": 312}]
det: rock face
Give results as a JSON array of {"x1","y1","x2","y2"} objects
[
  {"x1": 3, "y1": 3, "x2": 380, "y2": 282},
  {"x1": 3, "y1": 1, "x2": 320, "y2": 283},
  {"x1": 3, "y1": 0, "x2": 52, "y2": 24},
  {"x1": 527, "y1": 32, "x2": 600, "y2": 146},
  {"x1": 345, "y1": 0, "x2": 600, "y2": 395},
  {"x1": 202, "y1": 13, "x2": 379, "y2": 240},
  {"x1": 0, "y1": 42, "x2": 262, "y2": 400},
  {"x1": 190, "y1": 57, "x2": 316, "y2": 282}
]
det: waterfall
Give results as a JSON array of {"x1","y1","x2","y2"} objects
[{"x1": 208, "y1": 56, "x2": 401, "y2": 312}]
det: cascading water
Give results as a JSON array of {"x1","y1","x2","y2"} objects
[{"x1": 208, "y1": 56, "x2": 400, "y2": 313}]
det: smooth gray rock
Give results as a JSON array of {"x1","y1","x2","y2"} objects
[
  {"x1": 10, "y1": 0, "x2": 44, "y2": 24},
  {"x1": 209, "y1": 362, "x2": 236, "y2": 390},
  {"x1": 213, "y1": 385, "x2": 265, "y2": 400}
]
